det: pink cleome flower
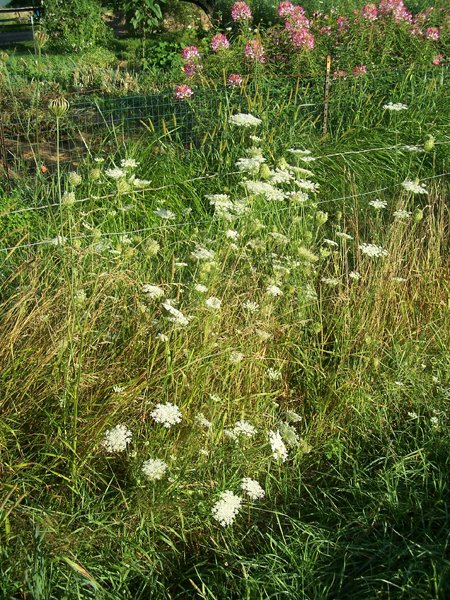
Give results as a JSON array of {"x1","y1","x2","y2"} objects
[
  {"x1": 336, "y1": 16, "x2": 349, "y2": 31},
  {"x1": 432, "y1": 54, "x2": 443, "y2": 65},
  {"x1": 362, "y1": 4, "x2": 378, "y2": 21},
  {"x1": 333, "y1": 70, "x2": 347, "y2": 80},
  {"x1": 231, "y1": 2, "x2": 252, "y2": 22},
  {"x1": 183, "y1": 63, "x2": 198, "y2": 78},
  {"x1": 278, "y1": 2, "x2": 295, "y2": 18},
  {"x1": 174, "y1": 84, "x2": 193, "y2": 100},
  {"x1": 352, "y1": 65, "x2": 367, "y2": 77},
  {"x1": 211, "y1": 33, "x2": 230, "y2": 52},
  {"x1": 244, "y1": 40, "x2": 266, "y2": 63},
  {"x1": 290, "y1": 29, "x2": 315, "y2": 50},
  {"x1": 284, "y1": 7, "x2": 310, "y2": 31},
  {"x1": 425, "y1": 27, "x2": 440, "y2": 41},
  {"x1": 181, "y1": 46, "x2": 200, "y2": 62},
  {"x1": 227, "y1": 73, "x2": 243, "y2": 87}
]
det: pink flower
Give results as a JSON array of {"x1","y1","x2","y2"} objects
[
  {"x1": 352, "y1": 65, "x2": 367, "y2": 77},
  {"x1": 432, "y1": 54, "x2": 443, "y2": 65},
  {"x1": 231, "y1": 2, "x2": 252, "y2": 22},
  {"x1": 285, "y1": 7, "x2": 310, "y2": 31},
  {"x1": 320, "y1": 25, "x2": 333, "y2": 36},
  {"x1": 211, "y1": 33, "x2": 230, "y2": 52},
  {"x1": 290, "y1": 29, "x2": 315, "y2": 50},
  {"x1": 379, "y1": 0, "x2": 412, "y2": 23},
  {"x1": 362, "y1": 4, "x2": 378, "y2": 21},
  {"x1": 181, "y1": 46, "x2": 200, "y2": 62},
  {"x1": 426, "y1": 27, "x2": 440, "y2": 41},
  {"x1": 244, "y1": 40, "x2": 266, "y2": 63},
  {"x1": 183, "y1": 63, "x2": 198, "y2": 78},
  {"x1": 174, "y1": 84, "x2": 193, "y2": 100},
  {"x1": 227, "y1": 73, "x2": 243, "y2": 87},
  {"x1": 278, "y1": 1, "x2": 295, "y2": 17},
  {"x1": 336, "y1": 16, "x2": 349, "y2": 31},
  {"x1": 333, "y1": 69, "x2": 347, "y2": 80}
]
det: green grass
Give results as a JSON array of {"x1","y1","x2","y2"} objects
[{"x1": 0, "y1": 11, "x2": 449, "y2": 600}]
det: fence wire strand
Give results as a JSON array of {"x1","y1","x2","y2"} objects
[{"x1": 1, "y1": 171, "x2": 448, "y2": 254}]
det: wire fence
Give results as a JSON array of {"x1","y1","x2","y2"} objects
[
  {"x1": 0, "y1": 170, "x2": 448, "y2": 255},
  {"x1": 2, "y1": 63, "x2": 448, "y2": 182}
]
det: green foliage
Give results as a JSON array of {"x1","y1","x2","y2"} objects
[
  {"x1": 123, "y1": 0, "x2": 168, "y2": 32},
  {"x1": 42, "y1": 0, "x2": 112, "y2": 52}
]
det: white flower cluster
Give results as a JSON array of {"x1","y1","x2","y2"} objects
[
  {"x1": 402, "y1": 180, "x2": 428, "y2": 195},
  {"x1": 106, "y1": 167, "x2": 125, "y2": 179},
  {"x1": 236, "y1": 156, "x2": 266, "y2": 174},
  {"x1": 369, "y1": 199, "x2": 387, "y2": 209},
  {"x1": 393, "y1": 209, "x2": 412, "y2": 220},
  {"x1": 229, "y1": 113, "x2": 262, "y2": 127},
  {"x1": 151, "y1": 402, "x2": 182, "y2": 428},
  {"x1": 270, "y1": 168, "x2": 293, "y2": 184},
  {"x1": 142, "y1": 458, "x2": 168, "y2": 481},
  {"x1": 359, "y1": 243, "x2": 388, "y2": 258},
  {"x1": 102, "y1": 425, "x2": 132, "y2": 453},
  {"x1": 142, "y1": 284, "x2": 164, "y2": 299},
  {"x1": 191, "y1": 246, "x2": 215, "y2": 261},
  {"x1": 162, "y1": 300, "x2": 190, "y2": 326},
  {"x1": 269, "y1": 430, "x2": 288, "y2": 462},
  {"x1": 205, "y1": 297, "x2": 222, "y2": 310},
  {"x1": 383, "y1": 102, "x2": 408, "y2": 111},
  {"x1": 266, "y1": 368, "x2": 282, "y2": 381},
  {"x1": 154, "y1": 207, "x2": 176, "y2": 220},
  {"x1": 266, "y1": 284, "x2": 283, "y2": 297},
  {"x1": 225, "y1": 420, "x2": 257, "y2": 440},
  {"x1": 242, "y1": 180, "x2": 286, "y2": 202},
  {"x1": 294, "y1": 179, "x2": 320, "y2": 192},
  {"x1": 241, "y1": 478, "x2": 265, "y2": 500},
  {"x1": 121, "y1": 158, "x2": 139, "y2": 169},
  {"x1": 212, "y1": 491, "x2": 242, "y2": 526}
]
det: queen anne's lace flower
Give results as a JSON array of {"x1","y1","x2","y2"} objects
[
  {"x1": 102, "y1": 425, "x2": 132, "y2": 453},
  {"x1": 393, "y1": 209, "x2": 412, "y2": 220},
  {"x1": 402, "y1": 180, "x2": 428, "y2": 195},
  {"x1": 241, "y1": 477, "x2": 265, "y2": 500},
  {"x1": 266, "y1": 285, "x2": 283, "y2": 297},
  {"x1": 191, "y1": 246, "x2": 215, "y2": 261},
  {"x1": 151, "y1": 403, "x2": 182, "y2": 428},
  {"x1": 205, "y1": 297, "x2": 222, "y2": 310},
  {"x1": 383, "y1": 102, "x2": 408, "y2": 111},
  {"x1": 142, "y1": 284, "x2": 164, "y2": 299},
  {"x1": 162, "y1": 301, "x2": 190, "y2": 326},
  {"x1": 105, "y1": 167, "x2": 125, "y2": 179},
  {"x1": 142, "y1": 458, "x2": 168, "y2": 481},
  {"x1": 229, "y1": 113, "x2": 262, "y2": 127},
  {"x1": 369, "y1": 199, "x2": 387, "y2": 209},
  {"x1": 359, "y1": 243, "x2": 388, "y2": 258},
  {"x1": 269, "y1": 430, "x2": 288, "y2": 462},
  {"x1": 212, "y1": 491, "x2": 242, "y2": 527}
]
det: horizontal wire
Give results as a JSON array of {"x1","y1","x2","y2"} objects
[
  {"x1": 2, "y1": 139, "x2": 449, "y2": 219},
  {"x1": 0, "y1": 171, "x2": 447, "y2": 254}
]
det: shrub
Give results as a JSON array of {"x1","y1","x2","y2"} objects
[{"x1": 42, "y1": 0, "x2": 112, "y2": 52}]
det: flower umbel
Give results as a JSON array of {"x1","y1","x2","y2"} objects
[
  {"x1": 151, "y1": 403, "x2": 182, "y2": 428},
  {"x1": 102, "y1": 425, "x2": 132, "y2": 453},
  {"x1": 212, "y1": 491, "x2": 242, "y2": 527}
]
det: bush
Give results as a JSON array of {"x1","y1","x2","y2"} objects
[{"x1": 42, "y1": 0, "x2": 112, "y2": 53}]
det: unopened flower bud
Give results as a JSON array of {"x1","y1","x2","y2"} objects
[
  {"x1": 424, "y1": 135, "x2": 435, "y2": 152},
  {"x1": 316, "y1": 210, "x2": 328, "y2": 225},
  {"x1": 413, "y1": 208, "x2": 423, "y2": 223},
  {"x1": 48, "y1": 97, "x2": 70, "y2": 118},
  {"x1": 259, "y1": 164, "x2": 271, "y2": 180}
]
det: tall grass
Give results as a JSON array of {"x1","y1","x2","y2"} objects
[{"x1": 0, "y1": 64, "x2": 449, "y2": 599}]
